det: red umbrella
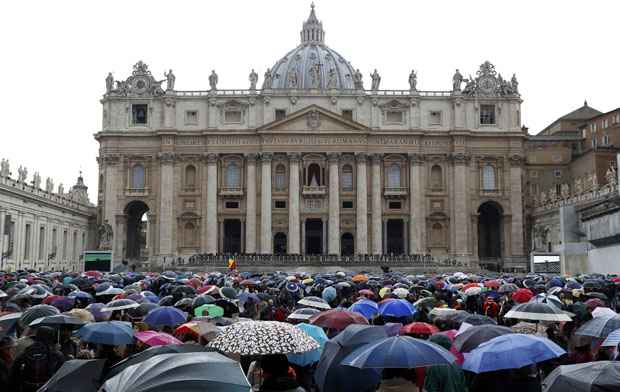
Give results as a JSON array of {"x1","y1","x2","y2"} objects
[
  {"x1": 512, "y1": 288, "x2": 534, "y2": 303},
  {"x1": 309, "y1": 309, "x2": 368, "y2": 331},
  {"x1": 463, "y1": 283, "x2": 481, "y2": 291},
  {"x1": 358, "y1": 289, "x2": 375, "y2": 298},
  {"x1": 400, "y1": 322, "x2": 439, "y2": 336},
  {"x1": 484, "y1": 280, "x2": 501, "y2": 289},
  {"x1": 585, "y1": 298, "x2": 605, "y2": 310}
]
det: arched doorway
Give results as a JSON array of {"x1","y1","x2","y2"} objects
[
  {"x1": 305, "y1": 219, "x2": 323, "y2": 255},
  {"x1": 478, "y1": 201, "x2": 502, "y2": 261},
  {"x1": 341, "y1": 233, "x2": 354, "y2": 256},
  {"x1": 274, "y1": 232, "x2": 287, "y2": 255},
  {"x1": 125, "y1": 201, "x2": 149, "y2": 260},
  {"x1": 223, "y1": 219, "x2": 242, "y2": 254}
]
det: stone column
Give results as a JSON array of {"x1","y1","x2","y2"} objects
[
  {"x1": 158, "y1": 152, "x2": 175, "y2": 258},
  {"x1": 260, "y1": 153, "x2": 273, "y2": 254},
  {"x1": 113, "y1": 214, "x2": 126, "y2": 266},
  {"x1": 509, "y1": 155, "x2": 525, "y2": 259},
  {"x1": 355, "y1": 153, "x2": 368, "y2": 255},
  {"x1": 245, "y1": 154, "x2": 257, "y2": 254},
  {"x1": 0, "y1": 210, "x2": 5, "y2": 265},
  {"x1": 322, "y1": 217, "x2": 327, "y2": 254},
  {"x1": 206, "y1": 154, "x2": 218, "y2": 254},
  {"x1": 371, "y1": 154, "x2": 383, "y2": 254},
  {"x1": 328, "y1": 153, "x2": 340, "y2": 255},
  {"x1": 408, "y1": 154, "x2": 425, "y2": 254},
  {"x1": 452, "y1": 153, "x2": 470, "y2": 257},
  {"x1": 288, "y1": 153, "x2": 301, "y2": 254}
]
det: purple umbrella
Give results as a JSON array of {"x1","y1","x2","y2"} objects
[{"x1": 144, "y1": 306, "x2": 187, "y2": 328}]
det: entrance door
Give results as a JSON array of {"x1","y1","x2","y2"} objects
[
  {"x1": 305, "y1": 219, "x2": 323, "y2": 255},
  {"x1": 341, "y1": 233, "x2": 354, "y2": 256},
  {"x1": 478, "y1": 202, "x2": 502, "y2": 259},
  {"x1": 125, "y1": 201, "x2": 149, "y2": 260},
  {"x1": 386, "y1": 219, "x2": 404, "y2": 255},
  {"x1": 274, "y1": 232, "x2": 287, "y2": 255},
  {"x1": 223, "y1": 219, "x2": 242, "y2": 254}
]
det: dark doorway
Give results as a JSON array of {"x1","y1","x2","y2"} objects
[
  {"x1": 223, "y1": 219, "x2": 242, "y2": 254},
  {"x1": 386, "y1": 219, "x2": 404, "y2": 255},
  {"x1": 341, "y1": 233, "x2": 354, "y2": 256},
  {"x1": 274, "y1": 232, "x2": 287, "y2": 255},
  {"x1": 307, "y1": 164, "x2": 321, "y2": 186},
  {"x1": 305, "y1": 219, "x2": 323, "y2": 255},
  {"x1": 125, "y1": 201, "x2": 149, "y2": 260},
  {"x1": 478, "y1": 202, "x2": 502, "y2": 259}
]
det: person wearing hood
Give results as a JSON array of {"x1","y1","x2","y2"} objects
[
  {"x1": 258, "y1": 354, "x2": 305, "y2": 392},
  {"x1": 423, "y1": 334, "x2": 468, "y2": 392}
]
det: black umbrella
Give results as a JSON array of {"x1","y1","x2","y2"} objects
[
  {"x1": 460, "y1": 314, "x2": 498, "y2": 326},
  {"x1": 106, "y1": 343, "x2": 213, "y2": 379},
  {"x1": 0, "y1": 312, "x2": 22, "y2": 338},
  {"x1": 542, "y1": 361, "x2": 620, "y2": 392},
  {"x1": 20, "y1": 304, "x2": 60, "y2": 327},
  {"x1": 128, "y1": 302, "x2": 159, "y2": 319},
  {"x1": 39, "y1": 359, "x2": 105, "y2": 392},
  {"x1": 454, "y1": 324, "x2": 513, "y2": 353},
  {"x1": 192, "y1": 295, "x2": 216, "y2": 308},
  {"x1": 28, "y1": 314, "x2": 86, "y2": 329},
  {"x1": 214, "y1": 299, "x2": 239, "y2": 317},
  {"x1": 172, "y1": 285, "x2": 196, "y2": 298}
]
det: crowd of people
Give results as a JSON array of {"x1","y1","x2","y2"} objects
[{"x1": 0, "y1": 268, "x2": 619, "y2": 391}]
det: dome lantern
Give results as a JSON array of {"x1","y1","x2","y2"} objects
[{"x1": 300, "y1": 3, "x2": 325, "y2": 46}]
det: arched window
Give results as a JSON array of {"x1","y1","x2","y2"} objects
[
  {"x1": 482, "y1": 165, "x2": 496, "y2": 191},
  {"x1": 131, "y1": 164, "x2": 145, "y2": 189},
  {"x1": 431, "y1": 223, "x2": 443, "y2": 245},
  {"x1": 185, "y1": 165, "x2": 196, "y2": 189},
  {"x1": 275, "y1": 164, "x2": 286, "y2": 191},
  {"x1": 307, "y1": 163, "x2": 321, "y2": 186},
  {"x1": 387, "y1": 164, "x2": 401, "y2": 188},
  {"x1": 226, "y1": 163, "x2": 241, "y2": 188},
  {"x1": 341, "y1": 164, "x2": 353, "y2": 190},
  {"x1": 431, "y1": 165, "x2": 442, "y2": 190},
  {"x1": 184, "y1": 222, "x2": 197, "y2": 247}
]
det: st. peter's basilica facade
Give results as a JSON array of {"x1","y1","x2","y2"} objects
[{"x1": 96, "y1": 5, "x2": 527, "y2": 270}]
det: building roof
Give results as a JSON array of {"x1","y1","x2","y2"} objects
[{"x1": 538, "y1": 101, "x2": 602, "y2": 135}]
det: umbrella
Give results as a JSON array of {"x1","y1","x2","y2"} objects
[
  {"x1": 135, "y1": 331, "x2": 183, "y2": 346},
  {"x1": 378, "y1": 299, "x2": 416, "y2": 318},
  {"x1": 576, "y1": 315, "x2": 620, "y2": 338},
  {"x1": 192, "y1": 295, "x2": 216, "y2": 308},
  {"x1": 429, "y1": 307, "x2": 462, "y2": 320},
  {"x1": 298, "y1": 296, "x2": 331, "y2": 310},
  {"x1": 143, "y1": 306, "x2": 187, "y2": 328},
  {"x1": 194, "y1": 304, "x2": 224, "y2": 318},
  {"x1": 68, "y1": 291, "x2": 93, "y2": 301},
  {"x1": 341, "y1": 336, "x2": 455, "y2": 369},
  {"x1": 601, "y1": 328, "x2": 620, "y2": 347},
  {"x1": 464, "y1": 287, "x2": 482, "y2": 296},
  {"x1": 585, "y1": 292, "x2": 609, "y2": 301},
  {"x1": 29, "y1": 314, "x2": 85, "y2": 329},
  {"x1": 101, "y1": 352, "x2": 251, "y2": 392},
  {"x1": 585, "y1": 298, "x2": 606, "y2": 310},
  {"x1": 0, "y1": 312, "x2": 22, "y2": 338},
  {"x1": 96, "y1": 287, "x2": 124, "y2": 297},
  {"x1": 400, "y1": 322, "x2": 439, "y2": 336},
  {"x1": 102, "y1": 299, "x2": 139, "y2": 312},
  {"x1": 393, "y1": 288, "x2": 409, "y2": 299},
  {"x1": 106, "y1": 343, "x2": 212, "y2": 379},
  {"x1": 498, "y1": 283, "x2": 519, "y2": 294},
  {"x1": 512, "y1": 288, "x2": 534, "y2": 303},
  {"x1": 592, "y1": 307, "x2": 617, "y2": 319},
  {"x1": 309, "y1": 309, "x2": 369, "y2": 331},
  {"x1": 86, "y1": 303, "x2": 112, "y2": 322},
  {"x1": 505, "y1": 302, "x2": 572, "y2": 322},
  {"x1": 238, "y1": 292, "x2": 260, "y2": 304},
  {"x1": 454, "y1": 324, "x2": 513, "y2": 352},
  {"x1": 66, "y1": 309, "x2": 96, "y2": 323},
  {"x1": 322, "y1": 287, "x2": 337, "y2": 302},
  {"x1": 214, "y1": 299, "x2": 240, "y2": 316},
  {"x1": 358, "y1": 289, "x2": 375, "y2": 298},
  {"x1": 463, "y1": 334, "x2": 565, "y2": 373},
  {"x1": 76, "y1": 321, "x2": 134, "y2": 345},
  {"x1": 348, "y1": 299, "x2": 379, "y2": 320},
  {"x1": 414, "y1": 297, "x2": 437, "y2": 309},
  {"x1": 531, "y1": 294, "x2": 563, "y2": 309},
  {"x1": 352, "y1": 274, "x2": 368, "y2": 283},
  {"x1": 542, "y1": 361, "x2": 620, "y2": 392},
  {"x1": 38, "y1": 359, "x2": 106, "y2": 392},
  {"x1": 456, "y1": 314, "x2": 498, "y2": 326},
  {"x1": 128, "y1": 302, "x2": 159, "y2": 319},
  {"x1": 208, "y1": 320, "x2": 319, "y2": 355},
  {"x1": 287, "y1": 323, "x2": 328, "y2": 366},
  {"x1": 20, "y1": 304, "x2": 60, "y2": 327},
  {"x1": 287, "y1": 307, "x2": 321, "y2": 322},
  {"x1": 175, "y1": 322, "x2": 221, "y2": 340}
]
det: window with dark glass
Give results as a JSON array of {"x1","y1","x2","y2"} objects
[
  {"x1": 275, "y1": 200, "x2": 287, "y2": 209},
  {"x1": 132, "y1": 104, "x2": 148, "y2": 125},
  {"x1": 342, "y1": 110, "x2": 353, "y2": 121},
  {"x1": 480, "y1": 105, "x2": 496, "y2": 125},
  {"x1": 389, "y1": 201, "x2": 401, "y2": 209},
  {"x1": 225, "y1": 201, "x2": 239, "y2": 209},
  {"x1": 275, "y1": 109, "x2": 286, "y2": 121},
  {"x1": 342, "y1": 200, "x2": 353, "y2": 209}
]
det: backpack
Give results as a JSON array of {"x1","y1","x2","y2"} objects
[{"x1": 19, "y1": 342, "x2": 62, "y2": 389}]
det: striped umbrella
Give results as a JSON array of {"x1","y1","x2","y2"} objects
[
  {"x1": 601, "y1": 328, "x2": 620, "y2": 347},
  {"x1": 505, "y1": 302, "x2": 572, "y2": 322}
]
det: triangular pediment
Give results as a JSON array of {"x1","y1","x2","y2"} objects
[{"x1": 258, "y1": 105, "x2": 369, "y2": 134}]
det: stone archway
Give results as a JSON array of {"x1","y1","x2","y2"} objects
[
  {"x1": 124, "y1": 200, "x2": 149, "y2": 260},
  {"x1": 478, "y1": 201, "x2": 503, "y2": 261}
]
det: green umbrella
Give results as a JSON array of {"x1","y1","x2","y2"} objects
[{"x1": 194, "y1": 304, "x2": 224, "y2": 318}]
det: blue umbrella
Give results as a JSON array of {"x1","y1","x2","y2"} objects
[
  {"x1": 463, "y1": 333, "x2": 565, "y2": 373},
  {"x1": 341, "y1": 336, "x2": 455, "y2": 369},
  {"x1": 238, "y1": 292, "x2": 260, "y2": 304},
  {"x1": 76, "y1": 321, "x2": 134, "y2": 345},
  {"x1": 288, "y1": 323, "x2": 328, "y2": 366},
  {"x1": 322, "y1": 286, "x2": 337, "y2": 302},
  {"x1": 602, "y1": 328, "x2": 620, "y2": 347},
  {"x1": 378, "y1": 299, "x2": 416, "y2": 318},
  {"x1": 143, "y1": 306, "x2": 187, "y2": 328},
  {"x1": 349, "y1": 299, "x2": 379, "y2": 320},
  {"x1": 68, "y1": 291, "x2": 93, "y2": 300}
]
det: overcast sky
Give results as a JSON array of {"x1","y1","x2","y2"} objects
[{"x1": 1, "y1": 0, "x2": 618, "y2": 197}]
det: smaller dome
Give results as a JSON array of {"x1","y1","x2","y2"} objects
[{"x1": 268, "y1": 4, "x2": 358, "y2": 90}]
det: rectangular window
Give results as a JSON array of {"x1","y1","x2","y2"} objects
[
  {"x1": 224, "y1": 110, "x2": 242, "y2": 123},
  {"x1": 274, "y1": 200, "x2": 287, "y2": 209},
  {"x1": 554, "y1": 169, "x2": 562, "y2": 178},
  {"x1": 388, "y1": 201, "x2": 402, "y2": 210},
  {"x1": 24, "y1": 224, "x2": 31, "y2": 260},
  {"x1": 342, "y1": 110, "x2": 353, "y2": 121},
  {"x1": 530, "y1": 170, "x2": 538, "y2": 178},
  {"x1": 185, "y1": 110, "x2": 198, "y2": 125},
  {"x1": 386, "y1": 111, "x2": 404, "y2": 124},
  {"x1": 480, "y1": 105, "x2": 496, "y2": 125},
  {"x1": 38, "y1": 226, "x2": 45, "y2": 260},
  {"x1": 275, "y1": 109, "x2": 286, "y2": 121},
  {"x1": 225, "y1": 201, "x2": 239, "y2": 209},
  {"x1": 429, "y1": 111, "x2": 441, "y2": 125},
  {"x1": 342, "y1": 200, "x2": 354, "y2": 209},
  {"x1": 131, "y1": 104, "x2": 148, "y2": 125},
  {"x1": 603, "y1": 134, "x2": 609, "y2": 145},
  {"x1": 72, "y1": 231, "x2": 77, "y2": 261}
]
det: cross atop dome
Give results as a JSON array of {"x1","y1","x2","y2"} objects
[{"x1": 301, "y1": 2, "x2": 325, "y2": 45}]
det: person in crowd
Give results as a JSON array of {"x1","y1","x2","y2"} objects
[{"x1": 0, "y1": 336, "x2": 17, "y2": 387}]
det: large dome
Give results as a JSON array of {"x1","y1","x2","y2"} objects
[{"x1": 268, "y1": 4, "x2": 358, "y2": 90}]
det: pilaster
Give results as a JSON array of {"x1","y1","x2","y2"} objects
[
  {"x1": 288, "y1": 153, "x2": 301, "y2": 254},
  {"x1": 206, "y1": 153, "x2": 218, "y2": 254},
  {"x1": 371, "y1": 154, "x2": 383, "y2": 254},
  {"x1": 328, "y1": 153, "x2": 340, "y2": 255},
  {"x1": 355, "y1": 153, "x2": 368, "y2": 255},
  {"x1": 245, "y1": 154, "x2": 257, "y2": 254},
  {"x1": 260, "y1": 153, "x2": 273, "y2": 254}
]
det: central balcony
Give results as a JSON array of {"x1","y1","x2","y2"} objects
[
  {"x1": 302, "y1": 185, "x2": 327, "y2": 196},
  {"x1": 219, "y1": 186, "x2": 244, "y2": 197},
  {"x1": 384, "y1": 187, "x2": 408, "y2": 198}
]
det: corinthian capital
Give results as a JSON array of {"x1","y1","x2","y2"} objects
[
  {"x1": 287, "y1": 152, "x2": 301, "y2": 162},
  {"x1": 450, "y1": 152, "x2": 471, "y2": 165},
  {"x1": 355, "y1": 152, "x2": 367, "y2": 163},
  {"x1": 408, "y1": 153, "x2": 425, "y2": 165},
  {"x1": 157, "y1": 152, "x2": 176, "y2": 163},
  {"x1": 260, "y1": 152, "x2": 273, "y2": 162},
  {"x1": 327, "y1": 153, "x2": 340, "y2": 163},
  {"x1": 204, "y1": 153, "x2": 218, "y2": 164}
]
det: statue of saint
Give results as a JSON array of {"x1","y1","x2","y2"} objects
[
  {"x1": 287, "y1": 68, "x2": 298, "y2": 88},
  {"x1": 370, "y1": 69, "x2": 381, "y2": 91},
  {"x1": 105, "y1": 72, "x2": 114, "y2": 93},
  {"x1": 574, "y1": 177, "x2": 583, "y2": 195},
  {"x1": 262, "y1": 68, "x2": 273, "y2": 89},
  {"x1": 249, "y1": 69, "x2": 258, "y2": 90},
  {"x1": 17, "y1": 166, "x2": 27, "y2": 183},
  {"x1": 164, "y1": 69, "x2": 175, "y2": 90},
  {"x1": 98, "y1": 220, "x2": 113, "y2": 250},
  {"x1": 560, "y1": 183, "x2": 570, "y2": 199},
  {"x1": 462, "y1": 75, "x2": 476, "y2": 95},
  {"x1": 45, "y1": 177, "x2": 54, "y2": 193},
  {"x1": 591, "y1": 172, "x2": 599, "y2": 190},
  {"x1": 309, "y1": 63, "x2": 321, "y2": 88},
  {"x1": 326, "y1": 68, "x2": 337, "y2": 89},
  {"x1": 353, "y1": 69, "x2": 363, "y2": 90},
  {"x1": 539, "y1": 191, "x2": 547, "y2": 205},
  {"x1": 452, "y1": 69, "x2": 463, "y2": 92},
  {"x1": 606, "y1": 165, "x2": 617, "y2": 187},
  {"x1": 511, "y1": 73, "x2": 519, "y2": 94},
  {"x1": 58, "y1": 183, "x2": 64, "y2": 195},
  {"x1": 209, "y1": 70, "x2": 218, "y2": 91},
  {"x1": 0, "y1": 159, "x2": 9, "y2": 177},
  {"x1": 33, "y1": 172, "x2": 41, "y2": 189},
  {"x1": 408, "y1": 69, "x2": 417, "y2": 91},
  {"x1": 548, "y1": 187, "x2": 557, "y2": 201}
]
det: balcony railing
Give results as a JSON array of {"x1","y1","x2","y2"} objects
[
  {"x1": 384, "y1": 187, "x2": 409, "y2": 197},
  {"x1": 126, "y1": 187, "x2": 149, "y2": 196},
  {"x1": 219, "y1": 186, "x2": 243, "y2": 196},
  {"x1": 302, "y1": 185, "x2": 327, "y2": 196}
]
